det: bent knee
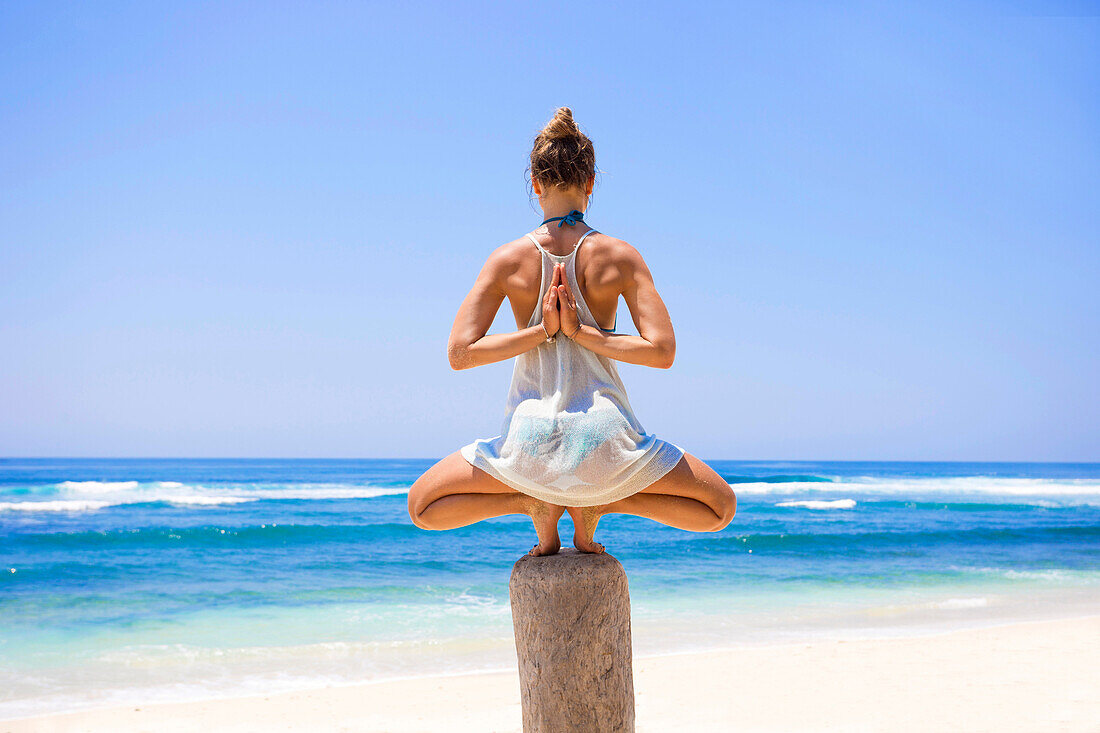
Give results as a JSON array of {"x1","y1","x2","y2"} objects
[
  {"x1": 407, "y1": 482, "x2": 435, "y2": 530},
  {"x1": 408, "y1": 504, "x2": 430, "y2": 530},
  {"x1": 710, "y1": 485, "x2": 737, "y2": 531},
  {"x1": 408, "y1": 502, "x2": 440, "y2": 531}
]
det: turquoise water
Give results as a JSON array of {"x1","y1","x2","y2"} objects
[{"x1": 1, "y1": 458, "x2": 1098, "y2": 718}]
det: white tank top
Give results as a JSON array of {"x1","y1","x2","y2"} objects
[{"x1": 460, "y1": 228, "x2": 685, "y2": 507}]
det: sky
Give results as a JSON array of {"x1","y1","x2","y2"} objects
[{"x1": 1, "y1": 1, "x2": 1097, "y2": 461}]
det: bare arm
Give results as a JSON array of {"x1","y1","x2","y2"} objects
[
  {"x1": 565, "y1": 245, "x2": 676, "y2": 369},
  {"x1": 447, "y1": 249, "x2": 558, "y2": 370}
]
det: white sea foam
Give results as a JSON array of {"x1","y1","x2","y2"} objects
[
  {"x1": 948, "y1": 565, "x2": 1100, "y2": 584},
  {"x1": 58, "y1": 480, "x2": 139, "y2": 493},
  {"x1": 159, "y1": 496, "x2": 258, "y2": 506},
  {"x1": 731, "y1": 476, "x2": 1100, "y2": 499},
  {"x1": 775, "y1": 499, "x2": 856, "y2": 509},
  {"x1": 261, "y1": 486, "x2": 409, "y2": 501},
  {"x1": 1002, "y1": 569, "x2": 1079, "y2": 582},
  {"x1": 0, "y1": 500, "x2": 115, "y2": 512},
  {"x1": 442, "y1": 591, "x2": 511, "y2": 618},
  {"x1": 0, "y1": 481, "x2": 414, "y2": 513}
]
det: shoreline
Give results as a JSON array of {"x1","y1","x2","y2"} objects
[
  {"x1": 6, "y1": 602, "x2": 1093, "y2": 720},
  {"x1": 6, "y1": 613, "x2": 1098, "y2": 732}
]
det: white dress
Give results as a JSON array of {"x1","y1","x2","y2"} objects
[{"x1": 459, "y1": 228, "x2": 685, "y2": 507}]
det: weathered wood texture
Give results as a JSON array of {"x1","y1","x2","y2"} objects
[{"x1": 509, "y1": 549, "x2": 635, "y2": 733}]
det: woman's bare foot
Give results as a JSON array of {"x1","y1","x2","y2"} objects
[
  {"x1": 566, "y1": 505, "x2": 606, "y2": 553},
  {"x1": 524, "y1": 498, "x2": 564, "y2": 556}
]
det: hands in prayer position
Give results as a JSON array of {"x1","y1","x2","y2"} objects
[{"x1": 541, "y1": 262, "x2": 580, "y2": 340}]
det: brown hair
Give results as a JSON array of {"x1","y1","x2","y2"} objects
[{"x1": 527, "y1": 107, "x2": 597, "y2": 194}]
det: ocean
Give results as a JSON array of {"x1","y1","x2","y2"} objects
[{"x1": 1, "y1": 458, "x2": 1097, "y2": 719}]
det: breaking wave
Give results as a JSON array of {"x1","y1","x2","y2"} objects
[
  {"x1": 0, "y1": 481, "x2": 409, "y2": 513},
  {"x1": 731, "y1": 475, "x2": 1100, "y2": 499},
  {"x1": 775, "y1": 499, "x2": 856, "y2": 509}
]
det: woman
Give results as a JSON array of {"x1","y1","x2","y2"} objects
[{"x1": 408, "y1": 108, "x2": 736, "y2": 556}]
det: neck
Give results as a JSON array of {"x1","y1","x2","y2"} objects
[{"x1": 538, "y1": 190, "x2": 588, "y2": 226}]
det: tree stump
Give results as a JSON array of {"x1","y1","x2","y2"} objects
[{"x1": 509, "y1": 548, "x2": 635, "y2": 733}]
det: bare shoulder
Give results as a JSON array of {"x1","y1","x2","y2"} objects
[
  {"x1": 472, "y1": 237, "x2": 535, "y2": 292},
  {"x1": 484, "y1": 237, "x2": 533, "y2": 270},
  {"x1": 468, "y1": 234, "x2": 541, "y2": 297},
  {"x1": 583, "y1": 232, "x2": 651, "y2": 289},
  {"x1": 587, "y1": 231, "x2": 645, "y2": 264}
]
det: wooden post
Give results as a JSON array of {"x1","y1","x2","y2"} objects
[{"x1": 509, "y1": 548, "x2": 635, "y2": 733}]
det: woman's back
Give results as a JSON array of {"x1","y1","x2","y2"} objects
[
  {"x1": 496, "y1": 227, "x2": 625, "y2": 334},
  {"x1": 459, "y1": 226, "x2": 685, "y2": 508}
]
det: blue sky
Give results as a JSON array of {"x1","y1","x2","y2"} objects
[{"x1": 1, "y1": 1, "x2": 1097, "y2": 460}]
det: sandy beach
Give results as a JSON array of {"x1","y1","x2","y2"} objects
[{"x1": 5, "y1": 614, "x2": 1097, "y2": 733}]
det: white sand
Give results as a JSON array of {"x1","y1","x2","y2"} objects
[{"x1": 5, "y1": 615, "x2": 1098, "y2": 732}]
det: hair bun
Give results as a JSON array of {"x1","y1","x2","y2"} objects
[
  {"x1": 529, "y1": 107, "x2": 596, "y2": 192},
  {"x1": 543, "y1": 107, "x2": 581, "y2": 141}
]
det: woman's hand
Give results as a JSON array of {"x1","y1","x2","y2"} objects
[
  {"x1": 541, "y1": 263, "x2": 563, "y2": 337},
  {"x1": 557, "y1": 269, "x2": 580, "y2": 338}
]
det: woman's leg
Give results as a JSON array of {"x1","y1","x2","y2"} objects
[
  {"x1": 568, "y1": 452, "x2": 736, "y2": 553},
  {"x1": 408, "y1": 451, "x2": 565, "y2": 556}
]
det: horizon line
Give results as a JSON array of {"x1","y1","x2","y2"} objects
[{"x1": 2, "y1": 456, "x2": 1098, "y2": 465}]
